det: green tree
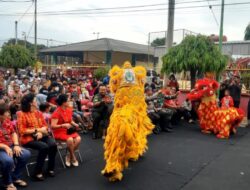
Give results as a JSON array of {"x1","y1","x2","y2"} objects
[
  {"x1": 3, "y1": 38, "x2": 46, "y2": 54},
  {"x1": 244, "y1": 23, "x2": 250, "y2": 40},
  {"x1": 0, "y1": 45, "x2": 35, "y2": 73},
  {"x1": 162, "y1": 35, "x2": 227, "y2": 88},
  {"x1": 93, "y1": 66, "x2": 110, "y2": 80},
  {"x1": 151, "y1": 37, "x2": 165, "y2": 47}
]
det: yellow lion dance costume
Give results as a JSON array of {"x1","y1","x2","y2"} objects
[{"x1": 101, "y1": 61, "x2": 154, "y2": 182}]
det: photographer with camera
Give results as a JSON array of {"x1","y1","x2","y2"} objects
[
  {"x1": 17, "y1": 93, "x2": 57, "y2": 181},
  {"x1": 51, "y1": 94, "x2": 81, "y2": 167},
  {"x1": 92, "y1": 84, "x2": 113, "y2": 139}
]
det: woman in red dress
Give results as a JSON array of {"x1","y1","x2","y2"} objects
[{"x1": 51, "y1": 94, "x2": 81, "y2": 167}]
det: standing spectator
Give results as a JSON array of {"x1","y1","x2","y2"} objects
[
  {"x1": 247, "y1": 97, "x2": 250, "y2": 127},
  {"x1": 20, "y1": 77, "x2": 30, "y2": 94},
  {"x1": 9, "y1": 84, "x2": 23, "y2": 119},
  {"x1": 221, "y1": 89, "x2": 234, "y2": 108},
  {"x1": 17, "y1": 94, "x2": 57, "y2": 180},
  {"x1": 167, "y1": 74, "x2": 179, "y2": 91},
  {"x1": 0, "y1": 104, "x2": 31, "y2": 190},
  {"x1": 219, "y1": 79, "x2": 229, "y2": 102},
  {"x1": 228, "y1": 76, "x2": 242, "y2": 108},
  {"x1": 92, "y1": 85, "x2": 113, "y2": 139},
  {"x1": 51, "y1": 94, "x2": 81, "y2": 167}
]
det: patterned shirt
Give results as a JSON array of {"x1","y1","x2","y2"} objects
[
  {"x1": 17, "y1": 110, "x2": 47, "y2": 145},
  {"x1": 0, "y1": 119, "x2": 15, "y2": 146}
]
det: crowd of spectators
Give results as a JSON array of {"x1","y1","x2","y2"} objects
[{"x1": 0, "y1": 70, "x2": 249, "y2": 190}]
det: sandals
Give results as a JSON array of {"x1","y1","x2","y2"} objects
[
  {"x1": 71, "y1": 158, "x2": 79, "y2": 167},
  {"x1": 6, "y1": 184, "x2": 17, "y2": 190},
  {"x1": 48, "y1": 170, "x2": 55, "y2": 177},
  {"x1": 13, "y1": 180, "x2": 28, "y2": 187},
  {"x1": 32, "y1": 174, "x2": 45, "y2": 181},
  {"x1": 65, "y1": 154, "x2": 71, "y2": 167}
]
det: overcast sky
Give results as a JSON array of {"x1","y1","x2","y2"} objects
[{"x1": 0, "y1": 0, "x2": 249, "y2": 46}]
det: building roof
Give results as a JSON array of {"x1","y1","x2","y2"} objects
[{"x1": 40, "y1": 38, "x2": 154, "y2": 55}]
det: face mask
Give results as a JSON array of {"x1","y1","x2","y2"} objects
[{"x1": 55, "y1": 87, "x2": 59, "y2": 91}]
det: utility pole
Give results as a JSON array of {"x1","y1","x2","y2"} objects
[
  {"x1": 164, "y1": 0, "x2": 175, "y2": 85},
  {"x1": 34, "y1": 0, "x2": 37, "y2": 59},
  {"x1": 219, "y1": 0, "x2": 225, "y2": 51},
  {"x1": 15, "y1": 21, "x2": 18, "y2": 45},
  {"x1": 93, "y1": 32, "x2": 100, "y2": 39},
  {"x1": 166, "y1": 0, "x2": 175, "y2": 51},
  {"x1": 148, "y1": 32, "x2": 150, "y2": 66},
  {"x1": 22, "y1": 32, "x2": 26, "y2": 48}
]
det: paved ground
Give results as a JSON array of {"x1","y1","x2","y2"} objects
[{"x1": 2, "y1": 122, "x2": 250, "y2": 190}]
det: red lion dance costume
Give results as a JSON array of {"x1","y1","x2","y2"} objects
[
  {"x1": 187, "y1": 78, "x2": 244, "y2": 139},
  {"x1": 101, "y1": 61, "x2": 154, "y2": 182}
]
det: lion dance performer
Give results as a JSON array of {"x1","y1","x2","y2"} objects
[
  {"x1": 101, "y1": 61, "x2": 154, "y2": 181},
  {"x1": 187, "y1": 77, "x2": 244, "y2": 139}
]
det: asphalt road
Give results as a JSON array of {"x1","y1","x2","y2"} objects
[{"x1": 3, "y1": 122, "x2": 250, "y2": 190}]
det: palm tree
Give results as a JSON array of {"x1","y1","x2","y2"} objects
[
  {"x1": 162, "y1": 35, "x2": 227, "y2": 88},
  {"x1": 244, "y1": 23, "x2": 250, "y2": 40}
]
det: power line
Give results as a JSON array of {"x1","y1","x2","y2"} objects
[
  {"x1": 37, "y1": 0, "x2": 220, "y2": 13},
  {"x1": 0, "y1": 1, "x2": 250, "y2": 16},
  {"x1": 0, "y1": 0, "x2": 31, "y2": 2},
  {"x1": 17, "y1": 1, "x2": 33, "y2": 22},
  {"x1": 26, "y1": 14, "x2": 34, "y2": 39},
  {"x1": 207, "y1": 0, "x2": 219, "y2": 26}
]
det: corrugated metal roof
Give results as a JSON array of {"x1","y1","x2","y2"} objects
[
  {"x1": 215, "y1": 40, "x2": 250, "y2": 45},
  {"x1": 40, "y1": 38, "x2": 154, "y2": 55}
]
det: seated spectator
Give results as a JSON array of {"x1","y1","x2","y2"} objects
[
  {"x1": 20, "y1": 77, "x2": 30, "y2": 95},
  {"x1": 30, "y1": 84, "x2": 39, "y2": 95},
  {"x1": 79, "y1": 81, "x2": 90, "y2": 100},
  {"x1": 221, "y1": 89, "x2": 234, "y2": 109},
  {"x1": 0, "y1": 104, "x2": 31, "y2": 190},
  {"x1": 39, "y1": 82, "x2": 49, "y2": 96},
  {"x1": 181, "y1": 99, "x2": 194, "y2": 123},
  {"x1": 92, "y1": 85, "x2": 113, "y2": 139},
  {"x1": 67, "y1": 93, "x2": 88, "y2": 133},
  {"x1": 47, "y1": 82, "x2": 61, "y2": 109},
  {"x1": 17, "y1": 94, "x2": 57, "y2": 180},
  {"x1": 164, "y1": 87, "x2": 181, "y2": 125},
  {"x1": 62, "y1": 81, "x2": 69, "y2": 94},
  {"x1": 145, "y1": 88, "x2": 175, "y2": 133},
  {"x1": 51, "y1": 94, "x2": 81, "y2": 167},
  {"x1": 39, "y1": 103, "x2": 51, "y2": 124}
]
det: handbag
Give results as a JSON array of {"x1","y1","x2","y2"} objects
[{"x1": 67, "y1": 125, "x2": 77, "y2": 135}]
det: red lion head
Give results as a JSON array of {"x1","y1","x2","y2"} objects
[{"x1": 187, "y1": 78, "x2": 219, "y2": 101}]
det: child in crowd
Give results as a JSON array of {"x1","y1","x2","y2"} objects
[
  {"x1": 221, "y1": 89, "x2": 234, "y2": 109},
  {"x1": 39, "y1": 103, "x2": 51, "y2": 124}
]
